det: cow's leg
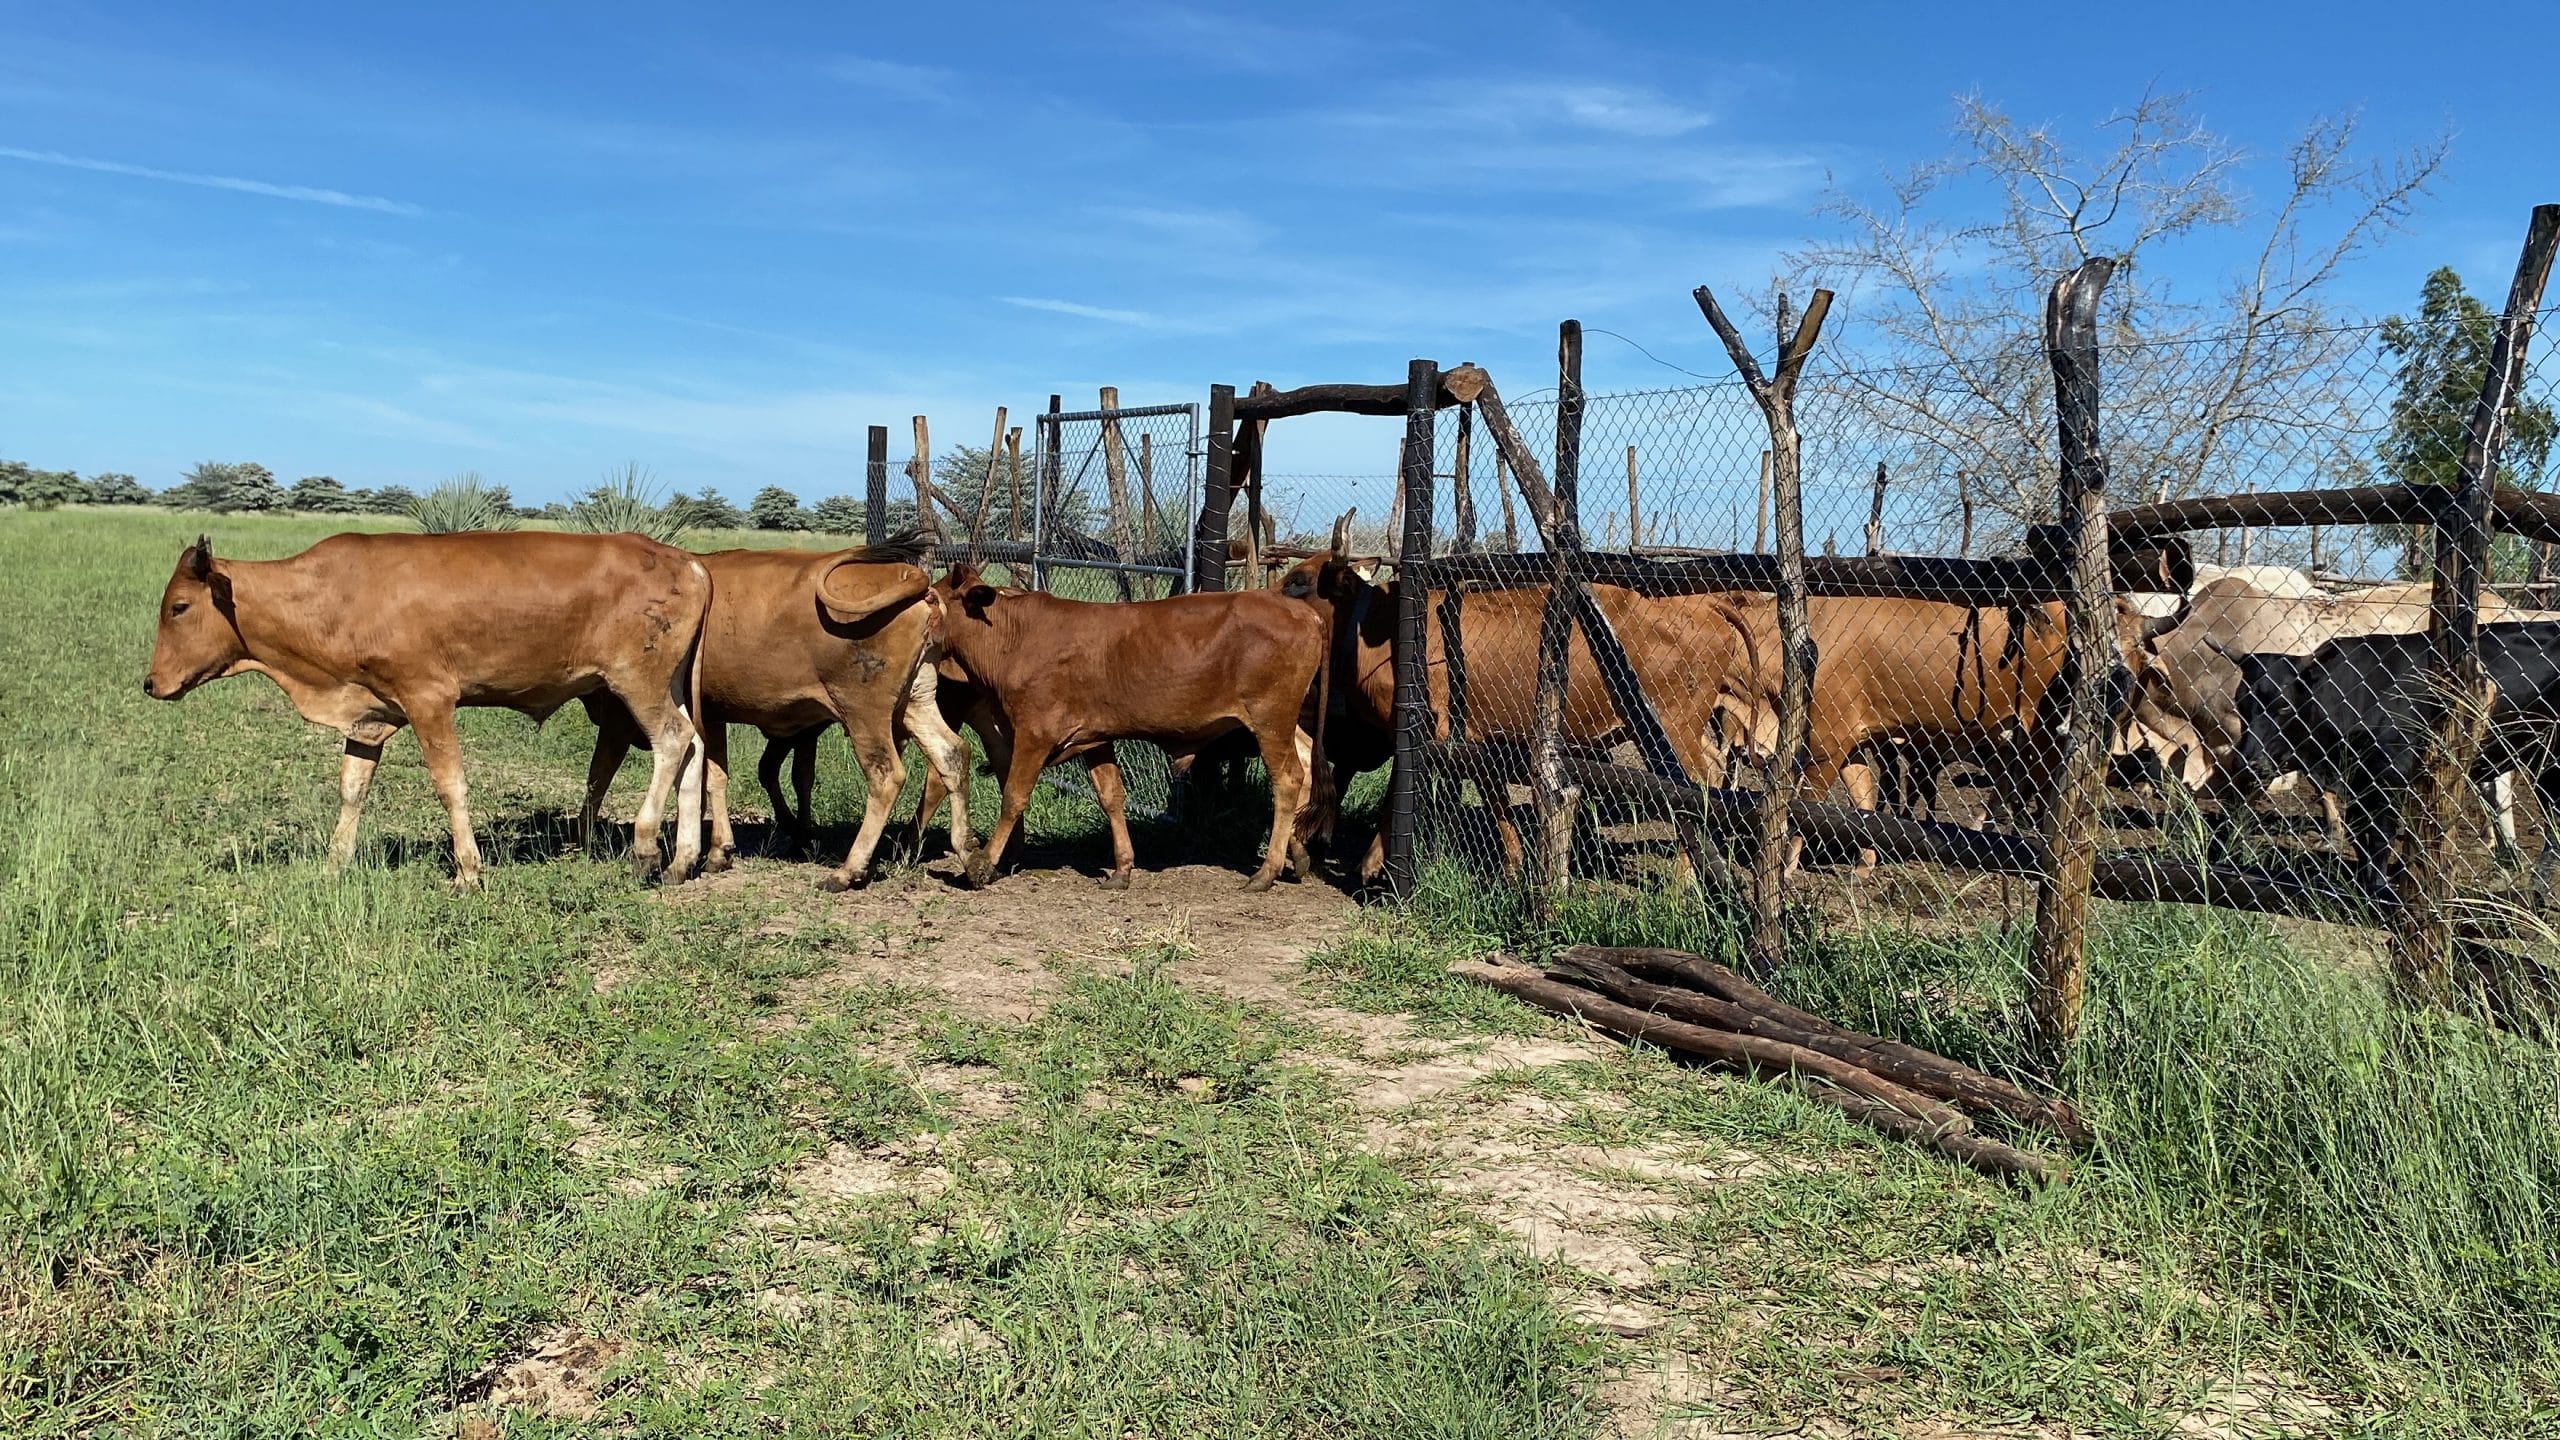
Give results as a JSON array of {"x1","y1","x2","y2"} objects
[
  {"x1": 405, "y1": 701, "x2": 484, "y2": 889},
  {"x1": 976, "y1": 740, "x2": 1055, "y2": 887},
  {"x1": 820, "y1": 715, "x2": 904, "y2": 893},
  {"x1": 1244, "y1": 723, "x2": 1308, "y2": 892},
  {"x1": 701, "y1": 717, "x2": 737, "y2": 874},
  {"x1": 581, "y1": 725, "x2": 633, "y2": 855},
  {"x1": 756, "y1": 733, "x2": 802, "y2": 856},
  {"x1": 898, "y1": 664, "x2": 976, "y2": 877},
  {"x1": 1287, "y1": 726, "x2": 1320, "y2": 878},
  {"x1": 1086, "y1": 752, "x2": 1137, "y2": 889},
  {"x1": 2487, "y1": 770, "x2": 2521, "y2": 860},
  {"x1": 1842, "y1": 760, "x2": 1882, "y2": 873},
  {"x1": 621, "y1": 682, "x2": 703, "y2": 885},
  {"x1": 328, "y1": 723, "x2": 395, "y2": 870}
]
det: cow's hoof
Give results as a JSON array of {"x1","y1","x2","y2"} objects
[
  {"x1": 1240, "y1": 873, "x2": 1277, "y2": 893},
  {"x1": 818, "y1": 870, "x2": 866, "y2": 894},
  {"x1": 964, "y1": 856, "x2": 995, "y2": 889},
  {"x1": 632, "y1": 856, "x2": 664, "y2": 885},
  {"x1": 1098, "y1": 871, "x2": 1132, "y2": 891},
  {"x1": 704, "y1": 848, "x2": 735, "y2": 874},
  {"x1": 448, "y1": 872, "x2": 483, "y2": 892}
]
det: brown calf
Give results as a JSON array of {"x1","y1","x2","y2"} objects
[
  {"x1": 581, "y1": 539, "x2": 975, "y2": 891},
  {"x1": 928, "y1": 562, "x2": 1327, "y2": 890},
  {"x1": 143, "y1": 531, "x2": 710, "y2": 887}
]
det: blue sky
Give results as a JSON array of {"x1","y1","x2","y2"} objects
[{"x1": 1, "y1": 1, "x2": 2549, "y2": 503}]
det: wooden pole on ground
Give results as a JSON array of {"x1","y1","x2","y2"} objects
[
  {"x1": 1697, "y1": 283, "x2": 1832, "y2": 975},
  {"x1": 1191, "y1": 385, "x2": 1238, "y2": 593},
  {"x1": 2390, "y1": 202, "x2": 2560, "y2": 1004},
  {"x1": 1384, "y1": 358, "x2": 1441, "y2": 899},
  {"x1": 864, "y1": 425, "x2": 889, "y2": 546},
  {"x1": 2025, "y1": 256, "x2": 2119, "y2": 1064}
]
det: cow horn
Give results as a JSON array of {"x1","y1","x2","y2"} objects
[
  {"x1": 2137, "y1": 599, "x2": 2188, "y2": 642},
  {"x1": 188, "y1": 535, "x2": 213, "y2": 581},
  {"x1": 1331, "y1": 509, "x2": 1355, "y2": 558}
]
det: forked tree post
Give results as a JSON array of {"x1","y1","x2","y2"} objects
[
  {"x1": 2390, "y1": 202, "x2": 2560, "y2": 1003},
  {"x1": 1383, "y1": 358, "x2": 1442, "y2": 899},
  {"x1": 967, "y1": 407, "x2": 1009, "y2": 553},
  {"x1": 864, "y1": 425, "x2": 890, "y2": 547},
  {"x1": 1755, "y1": 449, "x2": 1771, "y2": 553},
  {"x1": 2025, "y1": 255, "x2": 2119, "y2": 1063},
  {"x1": 1866, "y1": 461, "x2": 1889, "y2": 556},
  {"x1": 1696, "y1": 283, "x2": 1833, "y2": 974},
  {"x1": 1452, "y1": 402, "x2": 1480, "y2": 555}
]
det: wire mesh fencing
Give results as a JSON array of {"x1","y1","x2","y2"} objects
[{"x1": 1333, "y1": 306, "x2": 2560, "y2": 953}]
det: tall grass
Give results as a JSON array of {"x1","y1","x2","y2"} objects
[
  {"x1": 403, "y1": 472, "x2": 519, "y2": 534},
  {"x1": 1405, "y1": 858, "x2": 2560, "y2": 1418}
]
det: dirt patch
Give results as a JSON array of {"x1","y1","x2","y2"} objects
[{"x1": 458, "y1": 1328, "x2": 627, "y2": 1422}]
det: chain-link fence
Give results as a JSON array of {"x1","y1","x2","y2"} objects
[{"x1": 1309, "y1": 302, "x2": 2560, "y2": 966}]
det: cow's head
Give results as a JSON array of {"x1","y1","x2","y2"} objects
[
  {"x1": 2227, "y1": 646, "x2": 2308, "y2": 793},
  {"x1": 933, "y1": 560, "x2": 1004, "y2": 622},
  {"x1": 1277, "y1": 511, "x2": 1384, "y2": 607},
  {"x1": 143, "y1": 535, "x2": 244, "y2": 701}
]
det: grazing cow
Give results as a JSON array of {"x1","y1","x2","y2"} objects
[
  {"x1": 2232, "y1": 622, "x2": 2560, "y2": 899},
  {"x1": 926, "y1": 561, "x2": 1328, "y2": 890},
  {"x1": 580, "y1": 537, "x2": 976, "y2": 892},
  {"x1": 143, "y1": 531, "x2": 709, "y2": 887},
  {"x1": 1280, "y1": 552, "x2": 1768, "y2": 881}
]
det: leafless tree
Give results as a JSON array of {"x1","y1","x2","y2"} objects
[{"x1": 1787, "y1": 90, "x2": 2444, "y2": 548}]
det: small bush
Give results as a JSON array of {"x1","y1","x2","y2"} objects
[
  {"x1": 570, "y1": 464, "x2": 688, "y2": 544},
  {"x1": 406, "y1": 473, "x2": 522, "y2": 534}
]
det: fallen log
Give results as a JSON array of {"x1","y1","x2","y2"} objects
[
  {"x1": 1555, "y1": 947, "x2": 2086, "y2": 1146},
  {"x1": 1450, "y1": 957, "x2": 2061, "y2": 1183}
]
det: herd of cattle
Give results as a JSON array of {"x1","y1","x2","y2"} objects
[{"x1": 142, "y1": 527, "x2": 2560, "y2": 904}]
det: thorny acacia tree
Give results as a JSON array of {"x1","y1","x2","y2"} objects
[{"x1": 1789, "y1": 90, "x2": 2444, "y2": 547}]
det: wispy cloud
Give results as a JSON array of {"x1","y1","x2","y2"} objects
[
  {"x1": 822, "y1": 55, "x2": 956, "y2": 103},
  {"x1": 999, "y1": 295, "x2": 1164, "y2": 327},
  {"x1": 0, "y1": 145, "x2": 420, "y2": 215}
]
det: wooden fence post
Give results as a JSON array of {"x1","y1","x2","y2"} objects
[
  {"x1": 1191, "y1": 385, "x2": 1237, "y2": 594},
  {"x1": 1007, "y1": 426, "x2": 1027, "y2": 546},
  {"x1": 2389, "y1": 202, "x2": 2560, "y2": 1003},
  {"x1": 1497, "y1": 450, "x2": 1521, "y2": 551},
  {"x1": 1755, "y1": 449, "x2": 1771, "y2": 553},
  {"x1": 1136, "y1": 431, "x2": 1156, "y2": 552},
  {"x1": 1532, "y1": 323, "x2": 1589, "y2": 900},
  {"x1": 1866, "y1": 461, "x2": 1889, "y2": 556},
  {"x1": 1626, "y1": 445, "x2": 1643, "y2": 549},
  {"x1": 2026, "y1": 256, "x2": 2120, "y2": 1063},
  {"x1": 1384, "y1": 358, "x2": 1441, "y2": 899},
  {"x1": 968, "y1": 407, "x2": 1009, "y2": 552},
  {"x1": 864, "y1": 425, "x2": 889, "y2": 546},
  {"x1": 1034, "y1": 395, "x2": 1062, "y2": 587},
  {"x1": 1453, "y1": 403, "x2": 1480, "y2": 555},
  {"x1": 1697, "y1": 284, "x2": 1833, "y2": 975},
  {"x1": 1099, "y1": 387, "x2": 1136, "y2": 599},
  {"x1": 908, "y1": 415, "x2": 940, "y2": 546}
]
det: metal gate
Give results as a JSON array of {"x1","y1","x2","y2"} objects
[{"x1": 1028, "y1": 400, "x2": 1203, "y2": 821}]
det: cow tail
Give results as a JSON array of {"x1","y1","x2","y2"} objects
[
  {"x1": 1309, "y1": 605, "x2": 1337, "y2": 850},
  {"x1": 689, "y1": 566, "x2": 711, "y2": 757}
]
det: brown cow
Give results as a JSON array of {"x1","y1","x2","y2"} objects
[
  {"x1": 1281, "y1": 551, "x2": 1767, "y2": 880},
  {"x1": 926, "y1": 561, "x2": 1327, "y2": 890},
  {"x1": 580, "y1": 538, "x2": 976, "y2": 891},
  {"x1": 143, "y1": 531, "x2": 710, "y2": 887}
]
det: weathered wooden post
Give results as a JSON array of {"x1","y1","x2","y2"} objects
[
  {"x1": 1532, "y1": 322, "x2": 1590, "y2": 900},
  {"x1": 1033, "y1": 396, "x2": 1063, "y2": 588},
  {"x1": 967, "y1": 407, "x2": 1009, "y2": 551},
  {"x1": 2026, "y1": 256, "x2": 2119, "y2": 1063},
  {"x1": 1384, "y1": 358, "x2": 1441, "y2": 899},
  {"x1": 1866, "y1": 461, "x2": 1889, "y2": 556},
  {"x1": 1755, "y1": 449, "x2": 1772, "y2": 554},
  {"x1": 864, "y1": 425, "x2": 889, "y2": 546},
  {"x1": 1452, "y1": 402, "x2": 1480, "y2": 555},
  {"x1": 1191, "y1": 384, "x2": 1238, "y2": 594},
  {"x1": 1136, "y1": 431, "x2": 1157, "y2": 553},
  {"x1": 1099, "y1": 387, "x2": 1136, "y2": 598},
  {"x1": 908, "y1": 415, "x2": 941, "y2": 546},
  {"x1": 1241, "y1": 382, "x2": 1275, "y2": 589},
  {"x1": 2389, "y1": 203, "x2": 2560, "y2": 1003},
  {"x1": 1626, "y1": 445, "x2": 1643, "y2": 549},
  {"x1": 1697, "y1": 284, "x2": 1833, "y2": 974},
  {"x1": 1497, "y1": 450, "x2": 1521, "y2": 551}
]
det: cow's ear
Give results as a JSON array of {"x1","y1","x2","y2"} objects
[
  {"x1": 187, "y1": 535, "x2": 214, "y2": 581},
  {"x1": 1281, "y1": 567, "x2": 1317, "y2": 600},
  {"x1": 960, "y1": 583, "x2": 999, "y2": 617}
]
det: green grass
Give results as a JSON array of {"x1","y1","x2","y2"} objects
[
  {"x1": 0, "y1": 508, "x2": 1593, "y2": 1436},
  {"x1": 1357, "y1": 857, "x2": 2560, "y2": 1435}
]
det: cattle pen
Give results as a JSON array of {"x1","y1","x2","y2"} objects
[{"x1": 920, "y1": 202, "x2": 2560, "y2": 1049}]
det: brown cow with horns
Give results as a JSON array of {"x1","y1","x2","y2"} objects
[{"x1": 143, "y1": 530, "x2": 712, "y2": 887}]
